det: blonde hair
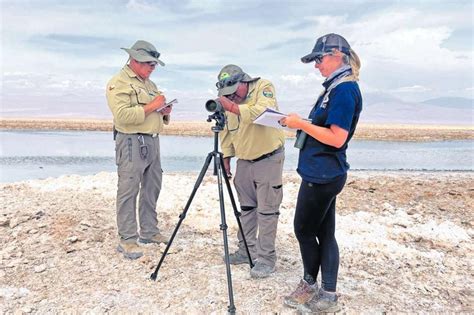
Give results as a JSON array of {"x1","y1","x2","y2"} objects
[
  {"x1": 348, "y1": 48, "x2": 361, "y2": 81},
  {"x1": 333, "y1": 48, "x2": 361, "y2": 81}
]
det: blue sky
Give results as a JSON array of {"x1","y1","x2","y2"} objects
[{"x1": 1, "y1": 0, "x2": 473, "y2": 120}]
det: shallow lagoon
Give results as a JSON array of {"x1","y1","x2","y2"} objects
[{"x1": 0, "y1": 130, "x2": 472, "y2": 182}]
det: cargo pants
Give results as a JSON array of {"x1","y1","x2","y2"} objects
[
  {"x1": 115, "y1": 133, "x2": 162, "y2": 243},
  {"x1": 233, "y1": 149, "x2": 284, "y2": 267}
]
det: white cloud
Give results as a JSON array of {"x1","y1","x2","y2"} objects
[{"x1": 0, "y1": 1, "x2": 472, "y2": 118}]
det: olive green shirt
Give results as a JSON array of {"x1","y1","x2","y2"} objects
[
  {"x1": 220, "y1": 79, "x2": 285, "y2": 160},
  {"x1": 106, "y1": 65, "x2": 169, "y2": 134}
]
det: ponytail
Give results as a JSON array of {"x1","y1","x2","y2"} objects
[{"x1": 348, "y1": 48, "x2": 361, "y2": 81}]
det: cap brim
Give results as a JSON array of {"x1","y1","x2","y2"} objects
[
  {"x1": 301, "y1": 52, "x2": 322, "y2": 64},
  {"x1": 121, "y1": 48, "x2": 165, "y2": 66},
  {"x1": 241, "y1": 74, "x2": 260, "y2": 83},
  {"x1": 218, "y1": 83, "x2": 239, "y2": 97}
]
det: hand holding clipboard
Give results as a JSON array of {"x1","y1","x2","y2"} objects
[{"x1": 156, "y1": 98, "x2": 178, "y2": 112}]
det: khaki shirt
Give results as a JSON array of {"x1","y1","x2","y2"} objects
[
  {"x1": 106, "y1": 65, "x2": 169, "y2": 134},
  {"x1": 220, "y1": 79, "x2": 285, "y2": 160}
]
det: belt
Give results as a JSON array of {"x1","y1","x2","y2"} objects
[
  {"x1": 249, "y1": 147, "x2": 283, "y2": 163},
  {"x1": 117, "y1": 131, "x2": 159, "y2": 138},
  {"x1": 137, "y1": 133, "x2": 159, "y2": 138}
]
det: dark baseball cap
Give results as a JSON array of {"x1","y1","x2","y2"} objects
[
  {"x1": 301, "y1": 33, "x2": 351, "y2": 64},
  {"x1": 216, "y1": 64, "x2": 259, "y2": 96}
]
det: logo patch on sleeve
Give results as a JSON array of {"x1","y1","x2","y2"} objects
[{"x1": 262, "y1": 87, "x2": 273, "y2": 98}]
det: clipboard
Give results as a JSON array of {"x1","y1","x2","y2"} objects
[
  {"x1": 253, "y1": 107, "x2": 290, "y2": 130},
  {"x1": 156, "y1": 98, "x2": 178, "y2": 112}
]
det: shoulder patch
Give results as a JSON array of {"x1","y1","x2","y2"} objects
[{"x1": 262, "y1": 87, "x2": 273, "y2": 98}]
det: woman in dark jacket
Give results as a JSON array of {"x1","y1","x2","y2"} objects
[{"x1": 281, "y1": 33, "x2": 362, "y2": 313}]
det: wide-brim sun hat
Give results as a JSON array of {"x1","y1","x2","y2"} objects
[
  {"x1": 216, "y1": 64, "x2": 260, "y2": 96},
  {"x1": 121, "y1": 40, "x2": 165, "y2": 66},
  {"x1": 301, "y1": 33, "x2": 351, "y2": 63}
]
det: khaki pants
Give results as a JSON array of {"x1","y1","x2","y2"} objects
[
  {"x1": 233, "y1": 150, "x2": 284, "y2": 266},
  {"x1": 115, "y1": 133, "x2": 162, "y2": 242}
]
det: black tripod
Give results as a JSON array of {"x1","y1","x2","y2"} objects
[{"x1": 150, "y1": 111, "x2": 254, "y2": 314}]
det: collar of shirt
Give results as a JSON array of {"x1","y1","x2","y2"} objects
[
  {"x1": 243, "y1": 79, "x2": 260, "y2": 101},
  {"x1": 323, "y1": 65, "x2": 352, "y2": 89},
  {"x1": 123, "y1": 64, "x2": 147, "y2": 82}
]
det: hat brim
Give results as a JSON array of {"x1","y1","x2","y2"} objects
[
  {"x1": 240, "y1": 73, "x2": 260, "y2": 83},
  {"x1": 218, "y1": 83, "x2": 239, "y2": 97},
  {"x1": 301, "y1": 52, "x2": 322, "y2": 64},
  {"x1": 121, "y1": 48, "x2": 165, "y2": 66},
  {"x1": 217, "y1": 75, "x2": 261, "y2": 96}
]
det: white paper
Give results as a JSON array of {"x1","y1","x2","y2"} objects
[{"x1": 253, "y1": 107, "x2": 291, "y2": 130}]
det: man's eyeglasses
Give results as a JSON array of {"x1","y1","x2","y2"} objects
[
  {"x1": 142, "y1": 61, "x2": 157, "y2": 67},
  {"x1": 216, "y1": 73, "x2": 244, "y2": 89},
  {"x1": 314, "y1": 53, "x2": 332, "y2": 64},
  {"x1": 137, "y1": 48, "x2": 161, "y2": 59}
]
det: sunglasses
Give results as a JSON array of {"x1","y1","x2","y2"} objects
[
  {"x1": 137, "y1": 48, "x2": 161, "y2": 59},
  {"x1": 142, "y1": 61, "x2": 157, "y2": 67},
  {"x1": 216, "y1": 73, "x2": 244, "y2": 89},
  {"x1": 314, "y1": 53, "x2": 333, "y2": 64}
]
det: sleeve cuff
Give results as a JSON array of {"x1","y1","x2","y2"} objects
[
  {"x1": 137, "y1": 107, "x2": 146, "y2": 124},
  {"x1": 163, "y1": 114, "x2": 170, "y2": 125},
  {"x1": 238, "y1": 105, "x2": 251, "y2": 122},
  {"x1": 222, "y1": 147, "x2": 235, "y2": 158}
]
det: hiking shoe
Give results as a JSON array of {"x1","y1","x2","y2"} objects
[
  {"x1": 299, "y1": 288, "x2": 340, "y2": 314},
  {"x1": 224, "y1": 251, "x2": 254, "y2": 265},
  {"x1": 250, "y1": 261, "x2": 275, "y2": 278},
  {"x1": 117, "y1": 242, "x2": 143, "y2": 260},
  {"x1": 138, "y1": 233, "x2": 169, "y2": 245},
  {"x1": 283, "y1": 279, "x2": 317, "y2": 308}
]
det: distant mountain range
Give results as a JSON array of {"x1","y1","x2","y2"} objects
[
  {"x1": 361, "y1": 94, "x2": 473, "y2": 125},
  {"x1": 1, "y1": 92, "x2": 473, "y2": 125}
]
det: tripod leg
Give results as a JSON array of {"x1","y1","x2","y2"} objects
[
  {"x1": 219, "y1": 154, "x2": 255, "y2": 269},
  {"x1": 214, "y1": 152, "x2": 236, "y2": 314},
  {"x1": 150, "y1": 152, "x2": 213, "y2": 281}
]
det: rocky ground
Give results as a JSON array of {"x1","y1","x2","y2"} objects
[{"x1": 0, "y1": 171, "x2": 473, "y2": 313}]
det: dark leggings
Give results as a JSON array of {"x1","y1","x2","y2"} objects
[{"x1": 293, "y1": 174, "x2": 347, "y2": 292}]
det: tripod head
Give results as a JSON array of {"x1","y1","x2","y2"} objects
[{"x1": 207, "y1": 111, "x2": 226, "y2": 131}]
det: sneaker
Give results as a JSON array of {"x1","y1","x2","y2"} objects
[
  {"x1": 283, "y1": 279, "x2": 317, "y2": 308},
  {"x1": 250, "y1": 261, "x2": 275, "y2": 278},
  {"x1": 299, "y1": 288, "x2": 340, "y2": 314},
  {"x1": 224, "y1": 251, "x2": 254, "y2": 265},
  {"x1": 117, "y1": 242, "x2": 143, "y2": 260},
  {"x1": 138, "y1": 232, "x2": 169, "y2": 245}
]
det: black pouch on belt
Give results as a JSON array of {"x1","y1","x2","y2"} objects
[{"x1": 113, "y1": 126, "x2": 118, "y2": 141}]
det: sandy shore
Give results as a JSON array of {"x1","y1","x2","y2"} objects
[
  {"x1": 1, "y1": 171, "x2": 472, "y2": 313},
  {"x1": 1, "y1": 118, "x2": 473, "y2": 141}
]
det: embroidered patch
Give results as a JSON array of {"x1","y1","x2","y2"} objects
[
  {"x1": 262, "y1": 88, "x2": 273, "y2": 98},
  {"x1": 108, "y1": 85, "x2": 115, "y2": 91},
  {"x1": 219, "y1": 72, "x2": 230, "y2": 80}
]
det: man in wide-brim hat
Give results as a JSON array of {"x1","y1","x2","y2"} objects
[{"x1": 106, "y1": 40, "x2": 172, "y2": 260}]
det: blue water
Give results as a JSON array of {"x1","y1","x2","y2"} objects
[{"x1": 0, "y1": 130, "x2": 472, "y2": 183}]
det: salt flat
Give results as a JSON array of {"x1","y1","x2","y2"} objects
[{"x1": 0, "y1": 171, "x2": 472, "y2": 313}]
